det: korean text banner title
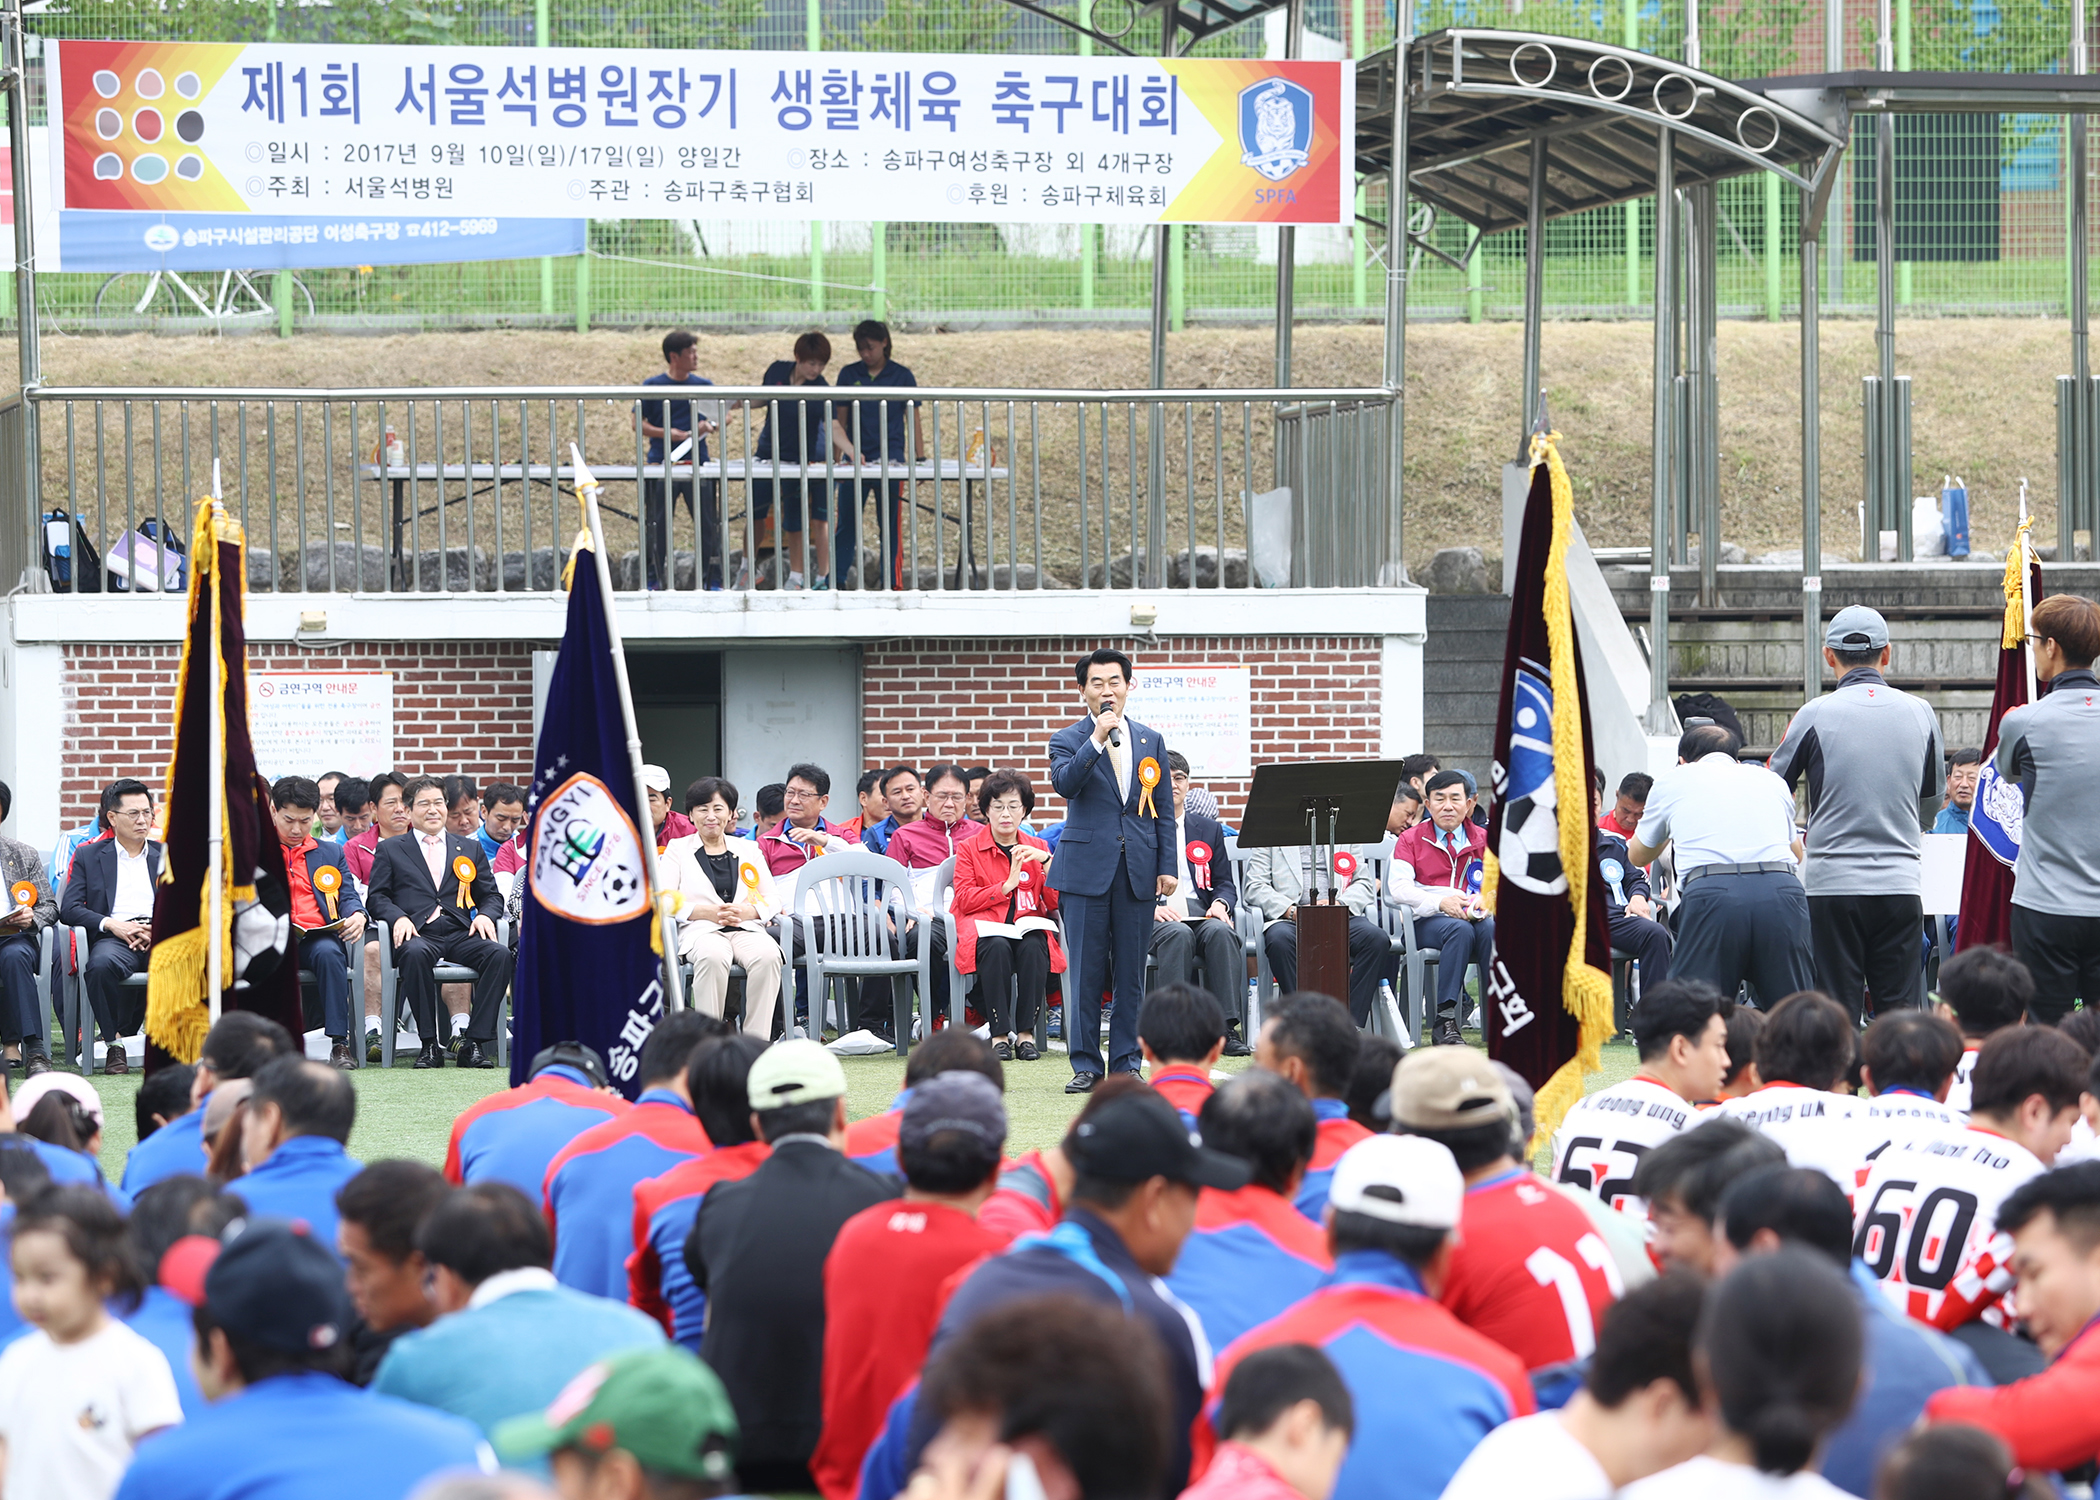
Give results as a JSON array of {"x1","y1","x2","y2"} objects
[{"x1": 50, "y1": 40, "x2": 1353, "y2": 226}]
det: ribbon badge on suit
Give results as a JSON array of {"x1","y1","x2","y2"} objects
[
  {"x1": 312, "y1": 865, "x2": 342, "y2": 921},
  {"x1": 1187, "y1": 840, "x2": 1212, "y2": 890},
  {"x1": 738, "y1": 863, "x2": 761, "y2": 901},
  {"x1": 1137, "y1": 757, "x2": 1161, "y2": 818},
  {"x1": 9, "y1": 880, "x2": 35, "y2": 914},
  {"x1": 453, "y1": 854, "x2": 477, "y2": 909}
]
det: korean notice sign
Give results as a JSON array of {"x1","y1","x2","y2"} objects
[{"x1": 48, "y1": 41, "x2": 1354, "y2": 226}]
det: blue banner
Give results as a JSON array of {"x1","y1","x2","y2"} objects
[
  {"x1": 57, "y1": 210, "x2": 583, "y2": 273},
  {"x1": 511, "y1": 545, "x2": 665, "y2": 1098}
]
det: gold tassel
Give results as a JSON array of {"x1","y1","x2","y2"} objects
[
  {"x1": 144, "y1": 927, "x2": 210, "y2": 1062},
  {"x1": 2001, "y1": 515, "x2": 2034, "y2": 650}
]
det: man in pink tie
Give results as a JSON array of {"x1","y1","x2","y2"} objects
[{"x1": 364, "y1": 775, "x2": 513, "y2": 1070}]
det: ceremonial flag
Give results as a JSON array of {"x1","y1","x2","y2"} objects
[
  {"x1": 1483, "y1": 436, "x2": 1615, "y2": 1145},
  {"x1": 1956, "y1": 519, "x2": 2043, "y2": 952},
  {"x1": 512, "y1": 527, "x2": 666, "y2": 1097},
  {"x1": 145, "y1": 497, "x2": 299, "y2": 1067}
]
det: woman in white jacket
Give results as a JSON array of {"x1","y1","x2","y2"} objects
[{"x1": 663, "y1": 776, "x2": 784, "y2": 1036}]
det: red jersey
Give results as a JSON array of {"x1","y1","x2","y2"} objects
[
  {"x1": 1440, "y1": 1167, "x2": 1622, "y2": 1370},
  {"x1": 1150, "y1": 1066, "x2": 1215, "y2": 1125},
  {"x1": 812, "y1": 1200, "x2": 1011, "y2": 1500},
  {"x1": 980, "y1": 1150, "x2": 1062, "y2": 1240},
  {"x1": 1927, "y1": 1316, "x2": 2100, "y2": 1473}
]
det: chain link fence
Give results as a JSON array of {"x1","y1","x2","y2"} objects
[{"x1": 10, "y1": 0, "x2": 2097, "y2": 328}]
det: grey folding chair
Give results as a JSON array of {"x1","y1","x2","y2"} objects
[
  {"x1": 780, "y1": 851, "x2": 933, "y2": 1056},
  {"x1": 931, "y1": 856, "x2": 1051, "y2": 1054},
  {"x1": 374, "y1": 919, "x2": 510, "y2": 1067}
]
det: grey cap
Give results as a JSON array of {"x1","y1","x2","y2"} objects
[
  {"x1": 1825, "y1": 605, "x2": 1890, "y2": 652},
  {"x1": 900, "y1": 1071, "x2": 1008, "y2": 1155}
]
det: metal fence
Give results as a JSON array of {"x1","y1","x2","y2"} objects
[
  {"x1": 10, "y1": 0, "x2": 2098, "y2": 328},
  {"x1": 23, "y1": 383, "x2": 1398, "y2": 594}
]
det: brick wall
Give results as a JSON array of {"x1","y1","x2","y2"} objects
[
  {"x1": 860, "y1": 636, "x2": 1385, "y2": 826},
  {"x1": 60, "y1": 642, "x2": 537, "y2": 828}
]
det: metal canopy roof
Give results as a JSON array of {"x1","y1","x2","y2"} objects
[
  {"x1": 1737, "y1": 69, "x2": 2100, "y2": 115},
  {"x1": 994, "y1": 0, "x2": 1287, "y2": 57},
  {"x1": 1357, "y1": 30, "x2": 1848, "y2": 238}
]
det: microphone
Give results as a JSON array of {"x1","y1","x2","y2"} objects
[{"x1": 1098, "y1": 701, "x2": 1122, "y2": 748}]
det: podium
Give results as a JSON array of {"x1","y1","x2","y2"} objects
[{"x1": 1237, "y1": 761, "x2": 1408, "y2": 1005}]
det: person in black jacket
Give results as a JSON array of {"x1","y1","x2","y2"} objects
[
  {"x1": 57, "y1": 778, "x2": 162, "y2": 1074},
  {"x1": 1151, "y1": 753, "x2": 1249, "y2": 1055},
  {"x1": 363, "y1": 775, "x2": 510, "y2": 1070},
  {"x1": 686, "y1": 1038, "x2": 900, "y2": 1495}
]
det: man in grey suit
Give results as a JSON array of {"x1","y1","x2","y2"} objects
[
  {"x1": 1048, "y1": 648, "x2": 1176, "y2": 1093},
  {"x1": 0, "y1": 780, "x2": 56, "y2": 1074},
  {"x1": 1241, "y1": 841, "x2": 1393, "y2": 1025}
]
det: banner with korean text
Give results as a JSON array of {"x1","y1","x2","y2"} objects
[{"x1": 49, "y1": 41, "x2": 1354, "y2": 226}]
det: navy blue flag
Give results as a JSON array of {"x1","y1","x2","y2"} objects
[{"x1": 512, "y1": 542, "x2": 663, "y2": 1096}]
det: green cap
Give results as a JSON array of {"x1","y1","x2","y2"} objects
[
  {"x1": 747, "y1": 1036, "x2": 847, "y2": 1110},
  {"x1": 493, "y1": 1347, "x2": 739, "y2": 1481}
]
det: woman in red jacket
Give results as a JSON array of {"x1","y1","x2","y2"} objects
[{"x1": 952, "y1": 770, "x2": 1066, "y2": 1063}]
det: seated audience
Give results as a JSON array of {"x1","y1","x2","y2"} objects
[
  {"x1": 1599, "y1": 772, "x2": 1653, "y2": 838},
  {"x1": 1878, "y1": 1427, "x2": 2052, "y2": 1500},
  {"x1": 834, "y1": 769, "x2": 887, "y2": 848},
  {"x1": 1934, "y1": 748, "x2": 1981, "y2": 834},
  {"x1": 0, "y1": 780, "x2": 55, "y2": 1076},
  {"x1": 1854, "y1": 1010, "x2": 1967, "y2": 1157},
  {"x1": 687, "y1": 1040, "x2": 901, "y2": 1494},
  {"x1": 374, "y1": 1182, "x2": 664, "y2": 1440},
  {"x1": 1593, "y1": 770, "x2": 1671, "y2": 985},
  {"x1": 1345, "y1": 1037, "x2": 1404, "y2": 1132},
  {"x1": 314, "y1": 772, "x2": 347, "y2": 841},
  {"x1": 763, "y1": 762, "x2": 855, "y2": 878},
  {"x1": 889, "y1": 763, "x2": 983, "y2": 878},
  {"x1": 1255, "y1": 993, "x2": 1370, "y2": 1222},
  {"x1": 364, "y1": 775, "x2": 511, "y2": 1070},
  {"x1": 1155, "y1": 753, "x2": 1249, "y2": 1049},
  {"x1": 1393, "y1": 1048, "x2": 1617, "y2": 1405},
  {"x1": 843, "y1": 1028, "x2": 1005, "y2": 1176},
  {"x1": 1627, "y1": 1119, "x2": 1786, "y2": 1275},
  {"x1": 444, "y1": 1041, "x2": 626, "y2": 1197},
  {"x1": 1201, "y1": 1135, "x2": 1533, "y2": 1500},
  {"x1": 951, "y1": 770, "x2": 1060, "y2": 1061},
  {"x1": 57, "y1": 777, "x2": 161, "y2": 1074},
  {"x1": 1385, "y1": 770, "x2": 1491, "y2": 1045},
  {"x1": 1553, "y1": 980, "x2": 1730, "y2": 1214},
  {"x1": 492, "y1": 1346, "x2": 745, "y2": 1500},
  {"x1": 114, "y1": 1220, "x2": 490, "y2": 1500},
  {"x1": 442, "y1": 775, "x2": 481, "y2": 840},
  {"x1": 1709, "y1": 1005, "x2": 1765, "y2": 1105},
  {"x1": 1712, "y1": 991, "x2": 1866, "y2": 1185},
  {"x1": 1140, "y1": 981, "x2": 1227, "y2": 1126},
  {"x1": 813, "y1": 1072, "x2": 1012, "y2": 1500},
  {"x1": 1179, "y1": 1345, "x2": 1354, "y2": 1500},
  {"x1": 1165, "y1": 1070, "x2": 1329, "y2": 1352},
  {"x1": 1618, "y1": 1249, "x2": 1861, "y2": 1500},
  {"x1": 753, "y1": 784, "x2": 788, "y2": 839},
  {"x1": 1710, "y1": 1166, "x2": 1985, "y2": 1498},
  {"x1": 270, "y1": 775, "x2": 367, "y2": 1069},
  {"x1": 663, "y1": 778, "x2": 784, "y2": 1037},
  {"x1": 1244, "y1": 840, "x2": 1390, "y2": 1030},
  {"x1": 123, "y1": 1012, "x2": 297, "y2": 1194},
  {"x1": 344, "y1": 770, "x2": 407, "y2": 887},
  {"x1": 1387, "y1": 783, "x2": 1422, "y2": 837},
  {"x1": 133, "y1": 1062, "x2": 195, "y2": 1148},
  {"x1": 628, "y1": 1035, "x2": 771, "y2": 1351},
  {"x1": 477, "y1": 784, "x2": 526, "y2": 867},
  {"x1": 545, "y1": 1012, "x2": 720, "y2": 1300},
  {"x1": 643, "y1": 764, "x2": 696, "y2": 852},
  {"x1": 860, "y1": 765, "x2": 923, "y2": 855},
  {"x1": 235, "y1": 1056, "x2": 362, "y2": 1256},
  {"x1": 1440, "y1": 1273, "x2": 1711, "y2": 1500},
  {"x1": 1938, "y1": 947, "x2": 2033, "y2": 1112},
  {"x1": 124, "y1": 1176, "x2": 246, "y2": 1416},
  {"x1": 335, "y1": 1159, "x2": 449, "y2": 1385},
  {"x1": 332, "y1": 777, "x2": 373, "y2": 844},
  {"x1": 1924, "y1": 1160, "x2": 2100, "y2": 1473}
]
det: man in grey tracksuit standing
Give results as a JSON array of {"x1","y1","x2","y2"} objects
[{"x1": 1769, "y1": 605, "x2": 1944, "y2": 1022}]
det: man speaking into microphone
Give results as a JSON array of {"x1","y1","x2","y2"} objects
[{"x1": 1049, "y1": 648, "x2": 1177, "y2": 1094}]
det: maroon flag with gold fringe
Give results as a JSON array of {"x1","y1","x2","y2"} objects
[
  {"x1": 144, "y1": 498, "x2": 301, "y2": 1069},
  {"x1": 1484, "y1": 436, "x2": 1615, "y2": 1146},
  {"x1": 1955, "y1": 523, "x2": 2044, "y2": 954}
]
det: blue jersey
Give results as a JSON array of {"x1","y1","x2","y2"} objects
[
  {"x1": 124, "y1": 1103, "x2": 207, "y2": 1194},
  {"x1": 444, "y1": 1066, "x2": 624, "y2": 1199},
  {"x1": 234, "y1": 1137, "x2": 362, "y2": 1258},
  {"x1": 628, "y1": 1141, "x2": 769, "y2": 1351},
  {"x1": 124, "y1": 1285, "x2": 209, "y2": 1417},
  {"x1": 545, "y1": 1089, "x2": 709, "y2": 1301},
  {"x1": 113, "y1": 1370, "x2": 490, "y2": 1500},
  {"x1": 1166, "y1": 1186, "x2": 1332, "y2": 1354}
]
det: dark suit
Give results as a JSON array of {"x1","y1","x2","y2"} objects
[
  {"x1": 364, "y1": 829, "x2": 511, "y2": 1044},
  {"x1": 1047, "y1": 713, "x2": 1175, "y2": 1077},
  {"x1": 1148, "y1": 809, "x2": 1247, "y2": 1028},
  {"x1": 59, "y1": 838, "x2": 163, "y2": 1042},
  {"x1": 687, "y1": 1138, "x2": 901, "y2": 1492},
  {"x1": 291, "y1": 842, "x2": 367, "y2": 1039}
]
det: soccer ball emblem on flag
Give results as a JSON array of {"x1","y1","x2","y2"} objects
[
  {"x1": 1494, "y1": 660, "x2": 1568, "y2": 896},
  {"x1": 530, "y1": 773, "x2": 649, "y2": 923}
]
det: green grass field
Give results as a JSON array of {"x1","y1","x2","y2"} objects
[{"x1": 65, "y1": 1031, "x2": 1646, "y2": 1185}]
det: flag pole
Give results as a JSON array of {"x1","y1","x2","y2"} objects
[
  {"x1": 206, "y1": 463, "x2": 225, "y2": 1023},
  {"x1": 571, "y1": 445, "x2": 688, "y2": 1015},
  {"x1": 2019, "y1": 477, "x2": 2038, "y2": 705}
]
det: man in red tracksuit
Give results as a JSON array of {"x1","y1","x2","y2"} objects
[{"x1": 1926, "y1": 1161, "x2": 2100, "y2": 1473}]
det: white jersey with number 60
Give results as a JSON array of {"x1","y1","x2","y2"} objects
[
  {"x1": 1550, "y1": 1076, "x2": 1697, "y2": 1215},
  {"x1": 1851, "y1": 1126, "x2": 2045, "y2": 1331}
]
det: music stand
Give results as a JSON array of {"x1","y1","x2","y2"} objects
[{"x1": 1238, "y1": 761, "x2": 1409, "y2": 1005}]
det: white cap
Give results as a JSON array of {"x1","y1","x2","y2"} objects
[
  {"x1": 639, "y1": 765, "x2": 671, "y2": 794},
  {"x1": 13, "y1": 1071, "x2": 104, "y2": 1129},
  {"x1": 1327, "y1": 1135, "x2": 1463, "y2": 1230}
]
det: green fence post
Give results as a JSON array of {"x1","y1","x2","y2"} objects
[
  {"x1": 1168, "y1": 226, "x2": 1184, "y2": 331},
  {"x1": 1896, "y1": 0, "x2": 1912, "y2": 306},
  {"x1": 1624, "y1": 0, "x2": 1639, "y2": 308},
  {"x1": 1079, "y1": 0, "x2": 1094, "y2": 311},
  {"x1": 1468, "y1": 239, "x2": 1484, "y2": 324},
  {"x1": 538, "y1": 0, "x2": 553, "y2": 316},
  {"x1": 872, "y1": 222, "x2": 886, "y2": 318},
  {"x1": 1765, "y1": 170, "x2": 1783, "y2": 322},
  {"x1": 275, "y1": 270, "x2": 293, "y2": 337},
  {"x1": 1351, "y1": 0, "x2": 1367, "y2": 308},
  {"x1": 812, "y1": 223, "x2": 825, "y2": 315},
  {"x1": 575, "y1": 254, "x2": 590, "y2": 334}
]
